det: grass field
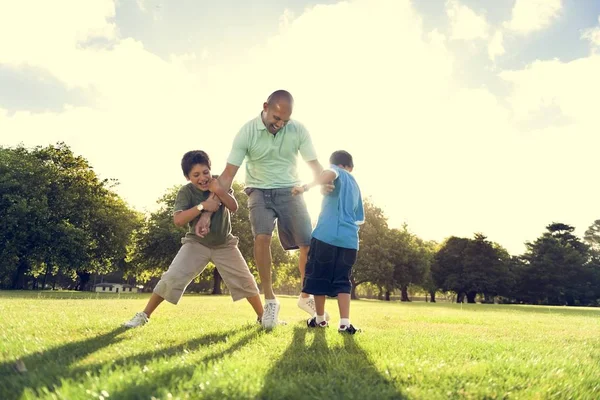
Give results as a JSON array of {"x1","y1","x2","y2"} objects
[{"x1": 1, "y1": 291, "x2": 599, "y2": 399}]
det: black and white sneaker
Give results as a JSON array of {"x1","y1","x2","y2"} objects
[
  {"x1": 307, "y1": 317, "x2": 328, "y2": 328},
  {"x1": 338, "y1": 324, "x2": 360, "y2": 335}
]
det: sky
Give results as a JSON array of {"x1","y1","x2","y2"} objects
[{"x1": 1, "y1": 0, "x2": 599, "y2": 255}]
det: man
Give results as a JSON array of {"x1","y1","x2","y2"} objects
[{"x1": 197, "y1": 90, "x2": 326, "y2": 328}]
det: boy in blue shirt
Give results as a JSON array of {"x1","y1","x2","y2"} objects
[{"x1": 292, "y1": 150, "x2": 364, "y2": 334}]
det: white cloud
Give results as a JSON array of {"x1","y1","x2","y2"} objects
[
  {"x1": 446, "y1": 0, "x2": 489, "y2": 40},
  {"x1": 136, "y1": 0, "x2": 147, "y2": 12},
  {"x1": 488, "y1": 30, "x2": 505, "y2": 62},
  {"x1": 0, "y1": 0, "x2": 117, "y2": 75},
  {"x1": 504, "y1": 0, "x2": 562, "y2": 34},
  {"x1": 1, "y1": 0, "x2": 599, "y2": 255},
  {"x1": 582, "y1": 16, "x2": 600, "y2": 52}
]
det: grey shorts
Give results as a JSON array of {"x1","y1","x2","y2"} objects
[
  {"x1": 154, "y1": 235, "x2": 260, "y2": 304},
  {"x1": 244, "y1": 187, "x2": 312, "y2": 250}
]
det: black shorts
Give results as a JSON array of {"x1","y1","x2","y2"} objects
[{"x1": 302, "y1": 237, "x2": 357, "y2": 297}]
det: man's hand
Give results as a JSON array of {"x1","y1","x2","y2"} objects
[
  {"x1": 291, "y1": 186, "x2": 305, "y2": 196},
  {"x1": 195, "y1": 212, "x2": 212, "y2": 237},
  {"x1": 207, "y1": 178, "x2": 222, "y2": 194},
  {"x1": 320, "y1": 183, "x2": 335, "y2": 195}
]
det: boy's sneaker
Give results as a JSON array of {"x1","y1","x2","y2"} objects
[
  {"x1": 261, "y1": 301, "x2": 281, "y2": 329},
  {"x1": 307, "y1": 317, "x2": 328, "y2": 328},
  {"x1": 297, "y1": 295, "x2": 330, "y2": 321},
  {"x1": 338, "y1": 324, "x2": 360, "y2": 334},
  {"x1": 123, "y1": 312, "x2": 149, "y2": 328}
]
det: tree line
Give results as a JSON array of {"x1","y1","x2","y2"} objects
[{"x1": 2, "y1": 143, "x2": 599, "y2": 306}]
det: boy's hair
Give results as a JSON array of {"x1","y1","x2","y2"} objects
[
  {"x1": 329, "y1": 150, "x2": 354, "y2": 168},
  {"x1": 181, "y1": 150, "x2": 211, "y2": 177}
]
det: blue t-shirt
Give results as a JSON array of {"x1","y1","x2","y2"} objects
[{"x1": 312, "y1": 165, "x2": 365, "y2": 250}]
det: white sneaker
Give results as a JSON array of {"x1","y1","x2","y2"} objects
[
  {"x1": 261, "y1": 301, "x2": 281, "y2": 329},
  {"x1": 123, "y1": 312, "x2": 149, "y2": 328},
  {"x1": 297, "y1": 295, "x2": 330, "y2": 321}
]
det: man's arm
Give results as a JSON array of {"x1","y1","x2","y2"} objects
[
  {"x1": 305, "y1": 159, "x2": 334, "y2": 195},
  {"x1": 208, "y1": 178, "x2": 238, "y2": 212},
  {"x1": 292, "y1": 169, "x2": 338, "y2": 196},
  {"x1": 217, "y1": 163, "x2": 240, "y2": 190},
  {"x1": 306, "y1": 159, "x2": 323, "y2": 180}
]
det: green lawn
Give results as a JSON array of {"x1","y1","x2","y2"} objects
[{"x1": 1, "y1": 291, "x2": 599, "y2": 400}]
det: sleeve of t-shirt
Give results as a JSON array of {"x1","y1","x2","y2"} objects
[
  {"x1": 297, "y1": 123, "x2": 318, "y2": 162},
  {"x1": 355, "y1": 188, "x2": 365, "y2": 226},
  {"x1": 226, "y1": 126, "x2": 249, "y2": 167},
  {"x1": 173, "y1": 186, "x2": 192, "y2": 215},
  {"x1": 327, "y1": 164, "x2": 341, "y2": 180}
]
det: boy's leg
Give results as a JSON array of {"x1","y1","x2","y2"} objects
[
  {"x1": 125, "y1": 239, "x2": 210, "y2": 328},
  {"x1": 337, "y1": 293, "x2": 350, "y2": 320},
  {"x1": 246, "y1": 295, "x2": 263, "y2": 320},
  {"x1": 211, "y1": 236, "x2": 266, "y2": 322},
  {"x1": 143, "y1": 293, "x2": 165, "y2": 317},
  {"x1": 315, "y1": 295, "x2": 326, "y2": 316},
  {"x1": 332, "y1": 246, "x2": 360, "y2": 334}
]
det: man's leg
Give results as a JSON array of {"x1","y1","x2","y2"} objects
[
  {"x1": 299, "y1": 245, "x2": 310, "y2": 299},
  {"x1": 254, "y1": 234, "x2": 275, "y2": 300}
]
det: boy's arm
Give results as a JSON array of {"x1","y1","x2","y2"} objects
[
  {"x1": 291, "y1": 169, "x2": 338, "y2": 196},
  {"x1": 172, "y1": 188, "x2": 220, "y2": 227},
  {"x1": 196, "y1": 163, "x2": 242, "y2": 237},
  {"x1": 355, "y1": 189, "x2": 365, "y2": 226}
]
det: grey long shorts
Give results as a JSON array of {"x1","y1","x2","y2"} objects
[{"x1": 245, "y1": 187, "x2": 312, "y2": 250}]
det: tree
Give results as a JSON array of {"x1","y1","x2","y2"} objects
[
  {"x1": 584, "y1": 219, "x2": 600, "y2": 253},
  {"x1": 388, "y1": 226, "x2": 430, "y2": 302},
  {"x1": 431, "y1": 234, "x2": 510, "y2": 303},
  {"x1": 351, "y1": 199, "x2": 394, "y2": 299},
  {"x1": 0, "y1": 143, "x2": 140, "y2": 290},
  {"x1": 519, "y1": 222, "x2": 593, "y2": 305}
]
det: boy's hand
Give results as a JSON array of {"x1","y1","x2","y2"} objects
[
  {"x1": 195, "y1": 213, "x2": 211, "y2": 237},
  {"x1": 291, "y1": 186, "x2": 305, "y2": 196},
  {"x1": 202, "y1": 197, "x2": 221, "y2": 212}
]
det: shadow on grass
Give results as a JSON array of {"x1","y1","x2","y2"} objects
[
  {"x1": 0, "y1": 326, "x2": 128, "y2": 400},
  {"x1": 257, "y1": 326, "x2": 404, "y2": 400},
  {"x1": 0, "y1": 324, "x2": 258, "y2": 400},
  {"x1": 100, "y1": 325, "x2": 262, "y2": 399}
]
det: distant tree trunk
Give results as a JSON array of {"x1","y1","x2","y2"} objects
[
  {"x1": 77, "y1": 272, "x2": 91, "y2": 291},
  {"x1": 400, "y1": 285, "x2": 411, "y2": 302},
  {"x1": 483, "y1": 293, "x2": 494, "y2": 304},
  {"x1": 385, "y1": 290, "x2": 391, "y2": 301},
  {"x1": 11, "y1": 259, "x2": 28, "y2": 289},
  {"x1": 466, "y1": 291, "x2": 477, "y2": 303},
  {"x1": 212, "y1": 268, "x2": 222, "y2": 295},
  {"x1": 42, "y1": 264, "x2": 51, "y2": 289},
  {"x1": 429, "y1": 290, "x2": 436, "y2": 303},
  {"x1": 456, "y1": 292, "x2": 465, "y2": 303},
  {"x1": 351, "y1": 277, "x2": 359, "y2": 300}
]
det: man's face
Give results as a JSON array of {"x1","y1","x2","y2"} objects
[
  {"x1": 187, "y1": 163, "x2": 211, "y2": 191},
  {"x1": 262, "y1": 101, "x2": 292, "y2": 134}
]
